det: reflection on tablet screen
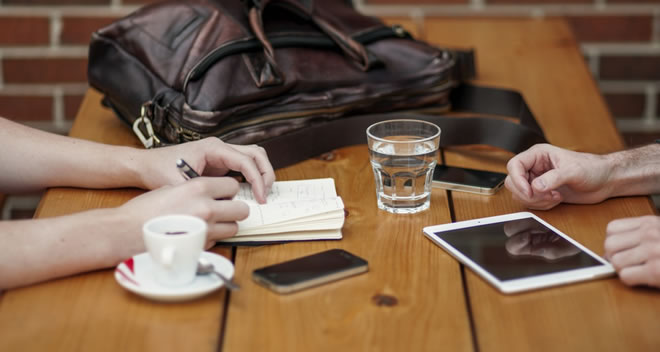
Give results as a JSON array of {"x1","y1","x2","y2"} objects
[{"x1": 434, "y1": 218, "x2": 603, "y2": 281}]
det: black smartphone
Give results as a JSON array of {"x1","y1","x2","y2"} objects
[
  {"x1": 252, "y1": 249, "x2": 369, "y2": 294},
  {"x1": 432, "y1": 165, "x2": 507, "y2": 195}
]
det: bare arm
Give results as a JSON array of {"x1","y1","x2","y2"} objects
[
  {"x1": 0, "y1": 117, "x2": 144, "y2": 193},
  {"x1": 0, "y1": 116, "x2": 274, "y2": 201},
  {"x1": 0, "y1": 117, "x2": 276, "y2": 289},
  {"x1": 606, "y1": 144, "x2": 660, "y2": 197},
  {"x1": 0, "y1": 177, "x2": 249, "y2": 290}
]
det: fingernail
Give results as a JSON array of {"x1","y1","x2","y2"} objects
[{"x1": 535, "y1": 179, "x2": 546, "y2": 191}]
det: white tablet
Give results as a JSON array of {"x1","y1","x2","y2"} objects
[{"x1": 423, "y1": 212, "x2": 615, "y2": 294}]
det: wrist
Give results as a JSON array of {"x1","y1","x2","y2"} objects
[
  {"x1": 89, "y1": 207, "x2": 145, "y2": 267},
  {"x1": 118, "y1": 147, "x2": 151, "y2": 189},
  {"x1": 605, "y1": 144, "x2": 660, "y2": 197}
]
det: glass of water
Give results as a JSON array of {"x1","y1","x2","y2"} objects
[{"x1": 366, "y1": 119, "x2": 441, "y2": 214}]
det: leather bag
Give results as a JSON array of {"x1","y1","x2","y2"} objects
[{"x1": 88, "y1": 0, "x2": 546, "y2": 168}]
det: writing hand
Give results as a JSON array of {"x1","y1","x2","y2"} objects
[
  {"x1": 137, "y1": 138, "x2": 275, "y2": 203},
  {"x1": 119, "y1": 177, "x2": 249, "y2": 247}
]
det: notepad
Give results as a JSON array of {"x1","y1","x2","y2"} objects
[{"x1": 218, "y1": 178, "x2": 345, "y2": 243}]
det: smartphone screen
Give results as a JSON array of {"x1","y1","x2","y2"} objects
[
  {"x1": 432, "y1": 165, "x2": 507, "y2": 195},
  {"x1": 252, "y1": 249, "x2": 368, "y2": 294}
]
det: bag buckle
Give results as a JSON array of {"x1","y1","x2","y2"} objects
[{"x1": 132, "y1": 103, "x2": 161, "y2": 149}]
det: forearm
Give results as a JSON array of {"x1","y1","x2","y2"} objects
[
  {"x1": 0, "y1": 208, "x2": 143, "y2": 290},
  {"x1": 0, "y1": 117, "x2": 148, "y2": 193},
  {"x1": 606, "y1": 143, "x2": 660, "y2": 198}
]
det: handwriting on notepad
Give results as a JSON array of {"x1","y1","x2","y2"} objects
[
  {"x1": 241, "y1": 198, "x2": 343, "y2": 228},
  {"x1": 235, "y1": 178, "x2": 337, "y2": 204},
  {"x1": 220, "y1": 178, "x2": 345, "y2": 243}
]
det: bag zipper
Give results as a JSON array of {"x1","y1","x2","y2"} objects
[
  {"x1": 184, "y1": 25, "x2": 411, "y2": 89},
  {"x1": 168, "y1": 78, "x2": 452, "y2": 141}
]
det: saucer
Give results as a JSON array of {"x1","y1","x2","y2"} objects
[{"x1": 114, "y1": 251, "x2": 235, "y2": 303}]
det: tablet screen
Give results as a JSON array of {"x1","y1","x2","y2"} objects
[{"x1": 432, "y1": 217, "x2": 603, "y2": 281}]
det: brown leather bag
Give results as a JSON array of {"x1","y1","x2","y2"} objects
[{"x1": 88, "y1": 0, "x2": 545, "y2": 168}]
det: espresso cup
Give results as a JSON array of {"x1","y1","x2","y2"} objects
[{"x1": 142, "y1": 215, "x2": 207, "y2": 287}]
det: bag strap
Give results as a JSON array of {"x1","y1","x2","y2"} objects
[
  {"x1": 258, "y1": 83, "x2": 547, "y2": 169},
  {"x1": 247, "y1": 0, "x2": 380, "y2": 71}
]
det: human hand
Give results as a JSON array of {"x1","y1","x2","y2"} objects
[
  {"x1": 119, "y1": 177, "x2": 249, "y2": 247},
  {"x1": 137, "y1": 138, "x2": 275, "y2": 203},
  {"x1": 503, "y1": 218, "x2": 580, "y2": 260},
  {"x1": 505, "y1": 144, "x2": 613, "y2": 210},
  {"x1": 604, "y1": 215, "x2": 660, "y2": 288}
]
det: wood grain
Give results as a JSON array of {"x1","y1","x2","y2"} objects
[
  {"x1": 222, "y1": 148, "x2": 471, "y2": 352},
  {"x1": 0, "y1": 91, "x2": 232, "y2": 352},
  {"x1": 424, "y1": 18, "x2": 660, "y2": 352},
  {"x1": 0, "y1": 17, "x2": 657, "y2": 352}
]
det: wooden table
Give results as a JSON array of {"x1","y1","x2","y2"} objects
[{"x1": 1, "y1": 18, "x2": 658, "y2": 352}]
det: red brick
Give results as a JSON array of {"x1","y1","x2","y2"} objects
[
  {"x1": 0, "y1": 17, "x2": 50, "y2": 46},
  {"x1": 365, "y1": 0, "x2": 467, "y2": 4},
  {"x1": 610, "y1": 0, "x2": 660, "y2": 3},
  {"x1": 61, "y1": 17, "x2": 122, "y2": 45},
  {"x1": 603, "y1": 93, "x2": 646, "y2": 118},
  {"x1": 600, "y1": 56, "x2": 660, "y2": 80},
  {"x1": 0, "y1": 95, "x2": 53, "y2": 122},
  {"x1": 3, "y1": 58, "x2": 88, "y2": 84},
  {"x1": 621, "y1": 131, "x2": 660, "y2": 148},
  {"x1": 3, "y1": 0, "x2": 109, "y2": 4},
  {"x1": 489, "y1": 0, "x2": 590, "y2": 3},
  {"x1": 64, "y1": 94, "x2": 85, "y2": 120},
  {"x1": 565, "y1": 16, "x2": 652, "y2": 42}
]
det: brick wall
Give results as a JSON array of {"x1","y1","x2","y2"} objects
[
  {"x1": 360, "y1": 0, "x2": 660, "y2": 147},
  {"x1": 0, "y1": 0, "x2": 659, "y2": 217},
  {"x1": 0, "y1": 0, "x2": 658, "y2": 140}
]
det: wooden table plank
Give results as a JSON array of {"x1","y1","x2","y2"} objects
[
  {"x1": 0, "y1": 90, "x2": 232, "y2": 352},
  {"x1": 222, "y1": 152, "x2": 471, "y2": 351},
  {"x1": 424, "y1": 18, "x2": 660, "y2": 352},
  {"x1": 221, "y1": 17, "x2": 473, "y2": 351},
  {"x1": 1, "y1": 17, "x2": 656, "y2": 352}
]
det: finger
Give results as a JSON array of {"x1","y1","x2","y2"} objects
[
  {"x1": 506, "y1": 161, "x2": 533, "y2": 198},
  {"x1": 206, "y1": 222, "x2": 240, "y2": 240},
  {"x1": 531, "y1": 168, "x2": 565, "y2": 193},
  {"x1": 510, "y1": 191, "x2": 561, "y2": 210},
  {"x1": 606, "y1": 217, "x2": 644, "y2": 235},
  {"x1": 205, "y1": 200, "x2": 249, "y2": 223},
  {"x1": 505, "y1": 175, "x2": 526, "y2": 199},
  {"x1": 609, "y1": 245, "x2": 648, "y2": 271},
  {"x1": 603, "y1": 232, "x2": 642, "y2": 260},
  {"x1": 231, "y1": 144, "x2": 275, "y2": 193},
  {"x1": 218, "y1": 150, "x2": 269, "y2": 204},
  {"x1": 617, "y1": 262, "x2": 660, "y2": 287},
  {"x1": 186, "y1": 177, "x2": 240, "y2": 200}
]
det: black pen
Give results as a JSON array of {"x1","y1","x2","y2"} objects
[{"x1": 176, "y1": 158, "x2": 200, "y2": 180}]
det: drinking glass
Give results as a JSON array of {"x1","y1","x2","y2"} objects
[{"x1": 366, "y1": 119, "x2": 441, "y2": 214}]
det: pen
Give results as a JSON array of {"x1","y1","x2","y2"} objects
[
  {"x1": 176, "y1": 158, "x2": 200, "y2": 180},
  {"x1": 176, "y1": 158, "x2": 241, "y2": 291}
]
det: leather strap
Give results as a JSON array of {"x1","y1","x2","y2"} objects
[{"x1": 258, "y1": 84, "x2": 547, "y2": 169}]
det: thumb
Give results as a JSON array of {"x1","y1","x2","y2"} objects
[{"x1": 531, "y1": 169, "x2": 566, "y2": 193}]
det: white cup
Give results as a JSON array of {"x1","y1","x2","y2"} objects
[{"x1": 142, "y1": 215, "x2": 207, "y2": 287}]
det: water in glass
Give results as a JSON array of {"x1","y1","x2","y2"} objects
[{"x1": 370, "y1": 138, "x2": 438, "y2": 214}]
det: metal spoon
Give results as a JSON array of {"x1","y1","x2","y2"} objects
[{"x1": 197, "y1": 257, "x2": 240, "y2": 291}]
